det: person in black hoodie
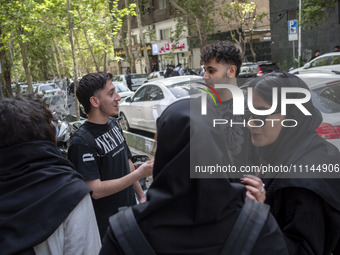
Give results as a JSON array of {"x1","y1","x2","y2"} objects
[
  {"x1": 100, "y1": 98, "x2": 289, "y2": 255},
  {"x1": 242, "y1": 72, "x2": 340, "y2": 255},
  {"x1": 201, "y1": 40, "x2": 256, "y2": 171},
  {"x1": 0, "y1": 94, "x2": 101, "y2": 255}
]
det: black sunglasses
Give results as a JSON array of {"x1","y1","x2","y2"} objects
[{"x1": 245, "y1": 110, "x2": 281, "y2": 126}]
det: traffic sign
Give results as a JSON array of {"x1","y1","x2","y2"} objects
[{"x1": 288, "y1": 20, "x2": 298, "y2": 41}]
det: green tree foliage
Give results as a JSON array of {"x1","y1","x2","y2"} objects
[
  {"x1": 0, "y1": 0, "x2": 133, "y2": 97},
  {"x1": 169, "y1": 0, "x2": 216, "y2": 49},
  {"x1": 300, "y1": 0, "x2": 337, "y2": 29},
  {"x1": 220, "y1": 0, "x2": 265, "y2": 62}
]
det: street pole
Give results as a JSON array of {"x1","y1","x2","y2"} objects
[
  {"x1": 293, "y1": 40, "x2": 296, "y2": 66},
  {"x1": 298, "y1": 0, "x2": 302, "y2": 67}
]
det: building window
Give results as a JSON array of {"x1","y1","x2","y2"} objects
[
  {"x1": 158, "y1": 0, "x2": 166, "y2": 9},
  {"x1": 160, "y1": 28, "x2": 171, "y2": 40}
]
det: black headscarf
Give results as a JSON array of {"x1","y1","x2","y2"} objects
[
  {"x1": 248, "y1": 72, "x2": 340, "y2": 211},
  {"x1": 0, "y1": 141, "x2": 91, "y2": 254},
  {"x1": 131, "y1": 98, "x2": 246, "y2": 254}
]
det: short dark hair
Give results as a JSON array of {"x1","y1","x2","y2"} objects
[
  {"x1": 0, "y1": 94, "x2": 56, "y2": 148},
  {"x1": 76, "y1": 72, "x2": 113, "y2": 114},
  {"x1": 201, "y1": 41, "x2": 243, "y2": 77}
]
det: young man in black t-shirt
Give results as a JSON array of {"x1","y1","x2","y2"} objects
[{"x1": 68, "y1": 72, "x2": 153, "y2": 238}]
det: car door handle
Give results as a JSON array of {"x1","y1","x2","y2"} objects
[{"x1": 137, "y1": 107, "x2": 142, "y2": 110}]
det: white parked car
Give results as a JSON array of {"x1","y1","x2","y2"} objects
[
  {"x1": 113, "y1": 73, "x2": 148, "y2": 91},
  {"x1": 289, "y1": 52, "x2": 340, "y2": 74},
  {"x1": 147, "y1": 71, "x2": 164, "y2": 80},
  {"x1": 35, "y1": 83, "x2": 64, "y2": 99},
  {"x1": 297, "y1": 71, "x2": 340, "y2": 151},
  {"x1": 114, "y1": 82, "x2": 134, "y2": 99},
  {"x1": 119, "y1": 76, "x2": 203, "y2": 133}
]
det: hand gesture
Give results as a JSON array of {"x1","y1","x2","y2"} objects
[{"x1": 240, "y1": 175, "x2": 266, "y2": 203}]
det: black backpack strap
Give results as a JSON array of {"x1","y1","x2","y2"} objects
[
  {"x1": 109, "y1": 207, "x2": 157, "y2": 255},
  {"x1": 70, "y1": 126, "x2": 104, "y2": 168},
  {"x1": 71, "y1": 127, "x2": 97, "y2": 154},
  {"x1": 220, "y1": 198, "x2": 270, "y2": 255}
]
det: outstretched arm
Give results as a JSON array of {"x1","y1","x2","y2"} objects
[
  {"x1": 86, "y1": 160, "x2": 153, "y2": 199},
  {"x1": 129, "y1": 159, "x2": 147, "y2": 203}
]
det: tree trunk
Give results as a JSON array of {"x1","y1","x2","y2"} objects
[
  {"x1": 125, "y1": 0, "x2": 136, "y2": 73},
  {"x1": 54, "y1": 39, "x2": 68, "y2": 78},
  {"x1": 51, "y1": 42, "x2": 61, "y2": 78},
  {"x1": 103, "y1": 38, "x2": 108, "y2": 73},
  {"x1": 77, "y1": 10, "x2": 100, "y2": 72},
  {"x1": 0, "y1": 49, "x2": 13, "y2": 97},
  {"x1": 136, "y1": 0, "x2": 150, "y2": 73},
  {"x1": 9, "y1": 38, "x2": 18, "y2": 85},
  {"x1": 0, "y1": 26, "x2": 12, "y2": 97},
  {"x1": 17, "y1": 25, "x2": 33, "y2": 93},
  {"x1": 74, "y1": 29, "x2": 90, "y2": 74},
  {"x1": 67, "y1": 0, "x2": 80, "y2": 120},
  {"x1": 248, "y1": 33, "x2": 256, "y2": 63},
  {"x1": 195, "y1": 18, "x2": 208, "y2": 51}
]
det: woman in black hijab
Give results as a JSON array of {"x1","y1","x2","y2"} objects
[
  {"x1": 0, "y1": 95, "x2": 101, "y2": 254},
  {"x1": 242, "y1": 72, "x2": 340, "y2": 255},
  {"x1": 100, "y1": 98, "x2": 288, "y2": 255}
]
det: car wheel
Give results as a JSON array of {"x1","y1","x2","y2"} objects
[{"x1": 120, "y1": 113, "x2": 130, "y2": 131}]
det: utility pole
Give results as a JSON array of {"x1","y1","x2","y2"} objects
[{"x1": 298, "y1": 0, "x2": 302, "y2": 67}]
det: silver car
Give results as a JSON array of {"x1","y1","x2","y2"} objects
[
  {"x1": 35, "y1": 83, "x2": 64, "y2": 99},
  {"x1": 290, "y1": 52, "x2": 340, "y2": 74},
  {"x1": 113, "y1": 73, "x2": 149, "y2": 91},
  {"x1": 119, "y1": 76, "x2": 203, "y2": 133},
  {"x1": 297, "y1": 72, "x2": 340, "y2": 151}
]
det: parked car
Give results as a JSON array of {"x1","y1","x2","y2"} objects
[
  {"x1": 297, "y1": 71, "x2": 340, "y2": 151},
  {"x1": 289, "y1": 52, "x2": 340, "y2": 74},
  {"x1": 113, "y1": 73, "x2": 149, "y2": 91},
  {"x1": 238, "y1": 62, "x2": 281, "y2": 86},
  {"x1": 119, "y1": 76, "x2": 203, "y2": 133},
  {"x1": 147, "y1": 71, "x2": 164, "y2": 80},
  {"x1": 114, "y1": 81, "x2": 134, "y2": 99},
  {"x1": 35, "y1": 83, "x2": 64, "y2": 99}
]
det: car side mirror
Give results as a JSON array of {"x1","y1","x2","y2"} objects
[
  {"x1": 303, "y1": 63, "x2": 310, "y2": 69},
  {"x1": 125, "y1": 96, "x2": 132, "y2": 103}
]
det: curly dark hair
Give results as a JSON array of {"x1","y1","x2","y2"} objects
[
  {"x1": 0, "y1": 94, "x2": 56, "y2": 148},
  {"x1": 201, "y1": 41, "x2": 242, "y2": 77},
  {"x1": 76, "y1": 72, "x2": 113, "y2": 114}
]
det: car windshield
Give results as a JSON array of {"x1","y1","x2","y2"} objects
[
  {"x1": 132, "y1": 74, "x2": 148, "y2": 79},
  {"x1": 240, "y1": 65, "x2": 257, "y2": 73},
  {"x1": 115, "y1": 83, "x2": 129, "y2": 92},
  {"x1": 311, "y1": 83, "x2": 340, "y2": 113},
  {"x1": 167, "y1": 81, "x2": 202, "y2": 98},
  {"x1": 39, "y1": 84, "x2": 57, "y2": 91}
]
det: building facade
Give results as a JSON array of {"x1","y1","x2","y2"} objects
[
  {"x1": 110, "y1": 0, "x2": 272, "y2": 74},
  {"x1": 270, "y1": 0, "x2": 340, "y2": 69}
]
